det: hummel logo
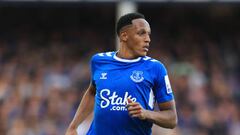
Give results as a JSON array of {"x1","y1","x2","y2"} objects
[{"x1": 100, "y1": 73, "x2": 107, "y2": 79}]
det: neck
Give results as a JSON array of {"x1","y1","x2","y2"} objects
[{"x1": 117, "y1": 43, "x2": 138, "y2": 59}]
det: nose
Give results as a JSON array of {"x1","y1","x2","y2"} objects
[{"x1": 145, "y1": 35, "x2": 151, "y2": 43}]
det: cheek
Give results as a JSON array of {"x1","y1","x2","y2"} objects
[
  {"x1": 127, "y1": 36, "x2": 143, "y2": 50},
  {"x1": 132, "y1": 36, "x2": 142, "y2": 45},
  {"x1": 131, "y1": 41, "x2": 141, "y2": 50}
]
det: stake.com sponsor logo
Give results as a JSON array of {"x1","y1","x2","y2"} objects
[{"x1": 100, "y1": 89, "x2": 136, "y2": 111}]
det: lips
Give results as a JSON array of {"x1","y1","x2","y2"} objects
[{"x1": 143, "y1": 45, "x2": 149, "y2": 52}]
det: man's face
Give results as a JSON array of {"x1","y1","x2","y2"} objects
[{"x1": 122, "y1": 18, "x2": 151, "y2": 57}]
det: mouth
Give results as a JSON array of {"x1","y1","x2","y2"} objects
[{"x1": 143, "y1": 45, "x2": 149, "y2": 52}]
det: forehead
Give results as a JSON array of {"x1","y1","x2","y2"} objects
[{"x1": 131, "y1": 18, "x2": 150, "y2": 30}]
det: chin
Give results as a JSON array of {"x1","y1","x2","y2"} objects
[{"x1": 138, "y1": 52, "x2": 147, "y2": 57}]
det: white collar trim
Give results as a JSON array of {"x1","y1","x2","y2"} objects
[{"x1": 113, "y1": 53, "x2": 141, "y2": 63}]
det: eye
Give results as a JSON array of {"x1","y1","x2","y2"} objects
[
  {"x1": 137, "y1": 30, "x2": 151, "y2": 37},
  {"x1": 137, "y1": 30, "x2": 146, "y2": 36},
  {"x1": 148, "y1": 31, "x2": 151, "y2": 36}
]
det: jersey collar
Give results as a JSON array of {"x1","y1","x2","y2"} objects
[{"x1": 113, "y1": 52, "x2": 141, "y2": 63}]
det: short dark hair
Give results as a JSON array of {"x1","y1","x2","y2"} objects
[{"x1": 116, "y1": 12, "x2": 145, "y2": 36}]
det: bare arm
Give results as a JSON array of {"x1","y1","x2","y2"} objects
[
  {"x1": 145, "y1": 100, "x2": 177, "y2": 128},
  {"x1": 66, "y1": 82, "x2": 96, "y2": 135},
  {"x1": 127, "y1": 99, "x2": 177, "y2": 129}
]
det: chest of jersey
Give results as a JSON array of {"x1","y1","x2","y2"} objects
[{"x1": 93, "y1": 62, "x2": 155, "y2": 111}]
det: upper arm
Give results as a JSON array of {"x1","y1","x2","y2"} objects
[
  {"x1": 90, "y1": 54, "x2": 97, "y2": 96},
  {"x1": 158, "y1": 100, "x2": 178, "y2": 127},
  {"x1": 87, "y1": 81, "x2": 96, "y2": 96},
  {"x1": 158, "y1": 100, "x2": 176, "y2": 111}
]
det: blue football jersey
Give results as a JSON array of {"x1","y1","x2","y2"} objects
[{"x1": 86, "y1": 52, "x2": 174, "y2": 135}]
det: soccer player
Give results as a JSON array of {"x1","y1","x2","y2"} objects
[{"x1": 66, "y1": 12, "x2": 177, "y2": 135}]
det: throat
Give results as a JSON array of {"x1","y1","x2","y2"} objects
[{"x1": 116, "y1": 50, "x2": 138, "y2": 60}]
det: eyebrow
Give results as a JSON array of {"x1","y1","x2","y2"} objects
[{"x1": 137, "y1": 28, "x2": 151, "y2": 34}]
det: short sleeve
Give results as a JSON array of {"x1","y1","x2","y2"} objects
[{"x1": 153, "y1": 62, "x2": 174, "y2": 103}]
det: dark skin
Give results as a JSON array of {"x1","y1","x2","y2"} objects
[
  {"x1": 119, "y1": 18, "x2": 177, "y2": 128},
  {"x1": 66, "y1": 18, "x2": 177, "y2": 135},
  {"x1": 117, "y1": 18, "x2": 151, "y2": 59},
  {"x1": 127, "y1": 98, "x2": 177, "y2": 128},
  {"x1": 66, "y1": 83, "x2": 96, "y2": 135}
]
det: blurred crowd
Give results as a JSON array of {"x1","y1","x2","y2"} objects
[
  {"x1": 0, "y1": 4, "x2": 239, "y2": 135},
  {"x1": 143, "y1": 6, "x2": 240, "y2": 135}
]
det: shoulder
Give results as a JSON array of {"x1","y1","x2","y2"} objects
[
  {"x1": 142, "y1": 56, "x2": 168, "y2": 76},
  {"x1": 91, "y1": 51, "x2": 115, "y2": 62},
  {"x1": 143, "y1": 56, "x2": 168, "y2": 81},
  {"x1": 142, "y1": 56, "x2": 165, "y2": 69}
]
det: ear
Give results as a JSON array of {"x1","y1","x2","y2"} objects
[{"x1": 119, "y1": 31, "x2": 128, "y2": 42}]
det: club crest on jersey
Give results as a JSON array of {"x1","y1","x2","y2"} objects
[{"x1": 130, "y1": 70, "x2": 144, "y2": 83}]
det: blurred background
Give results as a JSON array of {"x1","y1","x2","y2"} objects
[{"x1": 0, "y1": 0, "x2": 239, "y2": 135}]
